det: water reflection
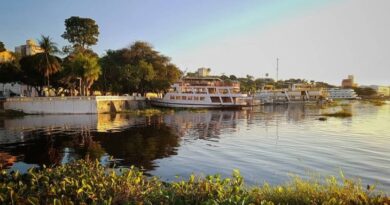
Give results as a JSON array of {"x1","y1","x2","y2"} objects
[
  {"x1": 0, "y1": 104, "x2": 341, "y2": 169},
  {"x1": 1, "y1": 103, "x2": 390, "y2": 190},
  {"x1": 0, "y1": 105, "x2": 326, "y2": 169}
]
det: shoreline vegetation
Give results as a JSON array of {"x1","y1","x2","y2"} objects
[{"x1": 0, "y1": 160, "x2": 389, "y2": 204}]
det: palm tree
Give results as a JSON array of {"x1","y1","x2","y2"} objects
[{"x1": 36, "y1": 35, "x2": 61, "y2": 88}]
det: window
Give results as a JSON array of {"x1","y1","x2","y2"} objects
[
  {"x1": 194, "y1": 96, "x2": 199, "y2": 101},
  {"x1": 187, "y1": 96, "x2": 193, "y2": 100},
  {"x1": 219, "y1": 89, "x2": 228, "y2": 94},
  {"x1": 170, "y1": 96, "x2": 175, "y2": 100},
  {"x1": 182, "y1": 96, "x2": 187, "y2": 100},
  {"x1": 200, "y1": 97, "x2": 205, "y2": 101},
  {"x1": 175, "y1": 96, "x2": 181, "y2": 100},
  {"x1": 211, "y1": 97, "x2": 221, "y2": 103},
  {"x1": 221, "y1": 97, "x2": 232, "y2": 103},
  {"x1": 208, "y1": 88, "x2": 216, "y2": 94}
]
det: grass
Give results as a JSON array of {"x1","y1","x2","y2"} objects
[
  {"x1": 321, "y1": 110, "x2": 352, "y2": 118},
  {"x1": 0, "y1": 160, "x2": 389, "y2": 204}
]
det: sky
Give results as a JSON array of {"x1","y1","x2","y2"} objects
[{"x1": 0, "y1": 0, "x2": 389, "y2": 85}]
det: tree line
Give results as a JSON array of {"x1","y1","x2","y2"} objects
[{"x1": 0, "y1": 16, "x2": 181, "y2": 96}]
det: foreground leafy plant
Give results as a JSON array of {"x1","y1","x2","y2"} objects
[{"x1": 0, "y1": 160, "x2": 389, "y2": 204}]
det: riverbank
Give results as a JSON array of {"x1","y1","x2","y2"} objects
[{"x1": 0, "y1": 160, "x2": 388, "y2": 204}]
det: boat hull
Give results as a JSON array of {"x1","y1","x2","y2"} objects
[{"x1": 149, "y1": 99, "x2": 245, "y2": 109}]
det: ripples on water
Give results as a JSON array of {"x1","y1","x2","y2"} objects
[{"x1": 0, "y1": 102, "x2": 389, "y2": 190}]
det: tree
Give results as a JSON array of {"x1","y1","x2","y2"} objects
[
  {"x1": 36, "y1": 35, "x2": 62, "y2": 88},
  {"x1": 63, "y1": 52, "x2": 101, "y2": 96},
  {"x1": 0, "y1": 61, "x2": 22, "y2": 95},
  {"x1": 0, "y1": 41, "x2": 5, "y2": 52},
  {"x1": 19, "y1": 55, "x2": 46, "y2": 96},
  {"x1": 354, "y1": 87, "x2": 377, "y2": 97},
  {"x1": 62, "y1": 16, "x2": 99, "y2": 49},
  {"x1": 96, "y1": 41, "x2": 181, "y2": 95}
]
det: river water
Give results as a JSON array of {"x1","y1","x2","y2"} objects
[{"x1": 0, "y1": 101, "x2": 389, "y2": 190}]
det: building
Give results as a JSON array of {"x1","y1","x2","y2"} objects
[
  {"x1": 0, "y1": 50, "x2": 14, "y2": 63},
  {"x1": 341, "y1": 75, "x2": 358, "y2": 88},
  {"x1": 197, "y1": 68, "x2": 211, "y2": 77},
  {"x1": 0, "y1": 83, "x2": 39, "y2": 98},
  {"x1": 15, "y1": 39, "x2": 44, "y2": 57}
]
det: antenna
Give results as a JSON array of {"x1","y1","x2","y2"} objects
[{"x1": 276, "y1": 58, "x2": 279, "y2": 82}]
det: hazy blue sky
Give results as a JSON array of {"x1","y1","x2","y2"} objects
[{"x1": 1, "y1": 0, "x2": 389, "y2": 85}]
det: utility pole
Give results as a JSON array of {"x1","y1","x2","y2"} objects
[{"x1": 276, "y1": 58, "x2": 279, "y2": 82}]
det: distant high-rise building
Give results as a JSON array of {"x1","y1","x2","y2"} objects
[
  {"x1": 197, "y1": 67, "x2": 211, "y2": 77},
  {"x1": 15, "y1": 39, "x2": 44, "y2": 57},
  {"x1": 341, "y1": 75, "x2": 358, "y2": 88}
]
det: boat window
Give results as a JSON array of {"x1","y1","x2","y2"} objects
[
  {"x1": 175, "y1": 96, "x2": 181, "y2": 100},
  {"x1": 221, "y1": 97, "x2": 232, "y2": 103},
  {"x1": 211, "y1": 97, "x2": 221, "y2": 103},
  {"x1": 183, "y1": 88, "x2": 193, "y2": 93},
  {"x1": 208, "y1": 88, "x2": 217, "y2": 94},
  {"x1": 194, "y1": 96, "x2": 199, "y2": 101},
  {"x1": 219, "y1": 89, "x2": 229, "y2": 94},
  {"x1": 200, "y1": 97, "x2": 205, "y2": 101},
  {"x1": 231, "y1": 88, "x2": 240, "y2": 94},
  {"x1": 170, "y1": 96, "x2": 175, "y2": 100},
  {"x1": 182, "y1": 96, "x2": 187, "y2": 100},
  {"x1": 187, "y1": 96, "x2": 193, "y2": 100},
  {"x1": 195, "y1": 88, "x2": 207, "y2": 94}
]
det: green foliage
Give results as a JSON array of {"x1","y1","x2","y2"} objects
[
  {"x1": 62, "y1": 52, "x2": 101, "y2": 95},
  {"x1": 0, "y1": 41, "x2": 5, "y2": 52},
  {"x1": 0, "y1": 160, "x2": 388, "y2": 204},
  {"x1": 96, "y1": 41, "x2": 181, "y2": 95},
  {"x1": 0, "y1": 61, "x2": 21, "y2": 84},
  {"x1": 62, "y1": 16, "x2": 99, "y2": 49},
  {"x1": 19, "y1": 55, "x2": 46, "y2": 95},
  {"x1": 354, "y1": 87, "x2": 377, "y2": 97}
]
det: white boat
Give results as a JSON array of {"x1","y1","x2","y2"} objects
[
  {"x1": 327, "y1": 88, "x2": 359, "y2": 99},
  {"x1": 150, "y1": 77, "x2": 249, "y2": 109},
  {"x1": 254, "y1": 84, "x2": 329, "y2": 105}
]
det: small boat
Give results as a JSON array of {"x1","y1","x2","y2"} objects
[
  {"x1": 150, "y1": 77, "x2": 249, "y2": 109},
  {"x1": 254, "y1": 84, "x2": 329, "y2": 105},
  {"x1": 327, "y1": 88, "x2": 360, "y2": 100}
]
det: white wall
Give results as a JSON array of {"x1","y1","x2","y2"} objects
[{"x1": 4, "y1": 96, "x2": 145, "y2": 114}]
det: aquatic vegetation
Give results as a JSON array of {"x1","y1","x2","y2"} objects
[
  {"x1": 0, "y1": 160, "x2": 389, "y2": 204},
  {"x1": 321, "y1": 110, "x2": 352, "y2": 118},
  {"x1": 317, "y1": 117, "x2": 327, "y2": 121},
  {"x1": 368, "y1": 99, "x2": 386, "y2": 106}
]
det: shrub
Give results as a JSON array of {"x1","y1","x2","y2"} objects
[{"x1": 0, "y1": 160, "x2": 389, "y2": 204}]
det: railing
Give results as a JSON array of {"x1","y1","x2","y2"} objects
[{"x1": 6, "y1": 96, "x2": 145, "y2": 102}]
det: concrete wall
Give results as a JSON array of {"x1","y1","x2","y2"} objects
[{"x1": 4, "y1": 96, "x2": 146, "y2": 114}]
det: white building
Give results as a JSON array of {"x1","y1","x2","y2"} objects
[
  {"x1": 15, "y1": 39, "x2": 44, "y2": 57},
  {"x1": 0, "y1": 83, "x2": 39, "y2": 98},
  {"x1": 197, "y1": 68, "x2": 211, "y2": 77}
]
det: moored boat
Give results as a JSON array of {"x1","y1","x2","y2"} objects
[{"x1": 150, "y1": 77, "x2": 249, "y2": 109}]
